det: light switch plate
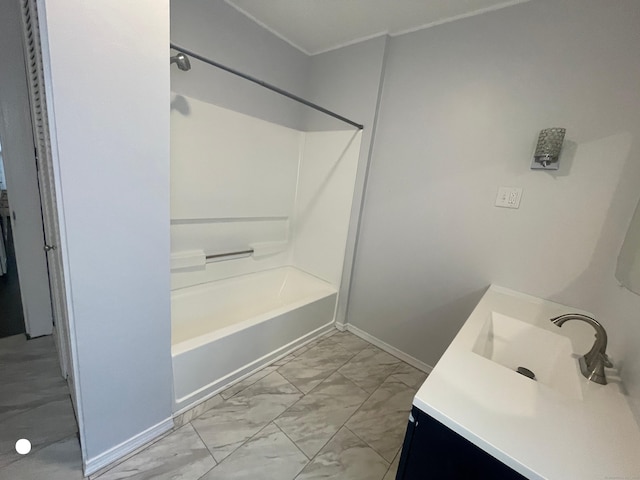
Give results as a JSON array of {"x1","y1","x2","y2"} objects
[{"x1": 495, "y1": 187, "x2": 522, "y2": 209}]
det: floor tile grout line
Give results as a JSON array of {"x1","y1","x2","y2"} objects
[
  {"x1": 342, "y1": 369, "x2": 398, "y2": 424},
  {"x1": 282, "y1": 347, "x2": 403, "y2": 466},
  {"x1": 96, "y1": 332, "x2": 410, "y2": 480},
  {"x1": 267, "y1": 339, "x2": 375, "y2": 462},
  {"x1": 272, "y1": 421, "x2": 313, "y2": 466},
  {"x1": 189, "y1": 421, "x2": 218, "y2": 469},
  {"x1": 215, "y1": 328, "x2": 340, "y2": 402},
  {"x1": 200, "y1": 418, "x2": 276, "y2": 471},
  {"x1": 0, "y1": 391, "x2": 72, "y2": 424},
  {"x1": 220, "y1": 367, "x2": 277, "y2": 401},
  {"x1": 1, "y1": 425, "x2": 78, "y2": 471},
  {"x1": 272, "y1": 374, "x2": 370, "y2": 461},
  {"x1": 293, "y1": 423, "x2": 350, "y2": 479},
  {"x1": 344, "y1": 424, "x2": 393, "y2": 466},
  {"x1": 91, "y1": 422, "x2": 187, "y2": 479},
  {"x1": 1, "y1": 431, "x2": 82, "y2": 475},
  {"x1": 383, "y1": 448, "x2": 402, "y2": 479},
  {"x1": 339, "y1": 368, "x2": 413, "y2": 462}
]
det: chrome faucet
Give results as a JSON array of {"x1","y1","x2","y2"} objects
[{"x1": 550, "y1": 313, "x2": 612, "y2": 385}]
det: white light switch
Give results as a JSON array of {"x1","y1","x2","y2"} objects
[{"x1": 495, "y1": 187, "x2": 523, "y2": 209}]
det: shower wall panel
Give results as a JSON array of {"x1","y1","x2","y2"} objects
[{"x1": 291, "y1": 130, "x2": 362, "y2": 286}]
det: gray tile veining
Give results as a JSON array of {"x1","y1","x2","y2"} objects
[
  {"x1": 272, "y1": 353, "x2": 296, "y2": 366},
  {"x1": 202, "y1": 423, "x2": 308, "y2": 480},
  {"x1": 97, "y1": 424, "x2": 215, "y2": 480},
  {"x1": 0, "y1": 329, "x2": 426, "y2": 480},
  {"x1": 383, "y1": 449, "x2": 401, "y2": 480},
  {"x1": 0, "y1": 334, "x2": 80, "y2": 478},
  {"x1": 345, "y1": 376, "x2": 415, "y2": 462},
  {"x1": 325, "y1": 332, "x2": 371, "y2": 353},
  {"x1": 0, "y1": 435, "x2": 84, "y2": 480},
  {"x1": 277, "y1": 340, "x2": 356, "y2": 394},
  {"x1": 0, "y1": 335, "x2": 70, "y2": 424},
  {"x1": 389, "y1": 362, "x2": 429, "y2": 390},
  {"x1": 191, "y1": 371, "x2": 302, "y2": 462},
  {"x1": 338, "y1": 347, "x2": 401, "y2": 393},
  {"x1": 295, "y1": 427, "x2": 389, "y2": 480},
  {"x1": 275, "y1": 372, "x2": 369, "y2": 458},
  {"x1": 0, "y1": 397, "x2": 77, "y2": 468},
  {"x1": 173, "y1": 395, "x2": 223, "y2": 429},
  {"x1": 220, "y1": 365, "x2": 279, "y2": 400}
]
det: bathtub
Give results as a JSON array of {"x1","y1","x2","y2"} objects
[{"x1": 171, "y1": 266, "x2": 338, "y2": 411}]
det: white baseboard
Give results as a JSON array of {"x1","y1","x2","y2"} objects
[
  {"x1": 84, "y1": 417, "x2": 173, "y2": 476},
  {"x1": 345, "y1": 324, "x2": 433, "y2": 374}
]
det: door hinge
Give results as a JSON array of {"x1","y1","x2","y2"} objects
[{"x1": 44, "y1": 244, "x2": 56, "y2": 252}]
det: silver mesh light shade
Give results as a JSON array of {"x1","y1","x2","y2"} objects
[{"x1": 533, "y1": 128, "x2": 566, "y2": 168}]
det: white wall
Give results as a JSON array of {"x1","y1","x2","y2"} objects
[
  {"x1": 170, "y1": 0, "x2": 310, "y2": 129},
  {"x1": 347, "y1": 0, "x2": 640, "y2": 405},
  {"x1": 39, "y1": 0, "x2": 173, "y2": 472}
]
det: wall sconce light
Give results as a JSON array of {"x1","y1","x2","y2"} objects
[{"x1": 531, "y1": 128, "x2": 566, "y2": 170}]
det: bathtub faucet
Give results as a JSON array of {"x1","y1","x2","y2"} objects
[{"x1": 550, "y1": 313, "x2": 612, "y2": 385}]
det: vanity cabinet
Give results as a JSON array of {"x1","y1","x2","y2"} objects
[{"x1": 396, "y1": 406, "x2": 527, "y2": 480}]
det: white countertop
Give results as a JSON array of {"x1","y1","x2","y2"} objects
[{"x1": 414, "y1": 285, "x2": 640, "y2": 480}]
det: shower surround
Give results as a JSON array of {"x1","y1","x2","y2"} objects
[{"x1": 170, "y1": 94, "x2": 362, "y2": 412}]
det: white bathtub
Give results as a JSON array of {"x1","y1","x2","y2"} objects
[{"x1": 171, "y1": 266, "x2": 337, "y2": 411}]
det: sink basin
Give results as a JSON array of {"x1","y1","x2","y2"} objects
[{"x1": 472, "y1": 312, "x2": 582, "y2": 399}]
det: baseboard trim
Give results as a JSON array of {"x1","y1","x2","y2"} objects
[
  {"x1": 345, "y1": 324, "x2": 433, "y2": 374},
  {"x1": 84, "y1": 417, "x2": 173, "y2": 476}
]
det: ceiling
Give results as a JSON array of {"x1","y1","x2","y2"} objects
[{"x1": 225, "y1": 0, "x2": 529, "y2": 55}]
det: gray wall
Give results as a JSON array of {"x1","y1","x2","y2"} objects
[
  {"x1": 39, "y1": 0, "x2": 173, "y2": 469},
  {"x1": 347, "y1": 0, "x2": 640, "y2": 410},
  {"x1": 170, "y1": 0, "x2": 311, "y2": 129}
]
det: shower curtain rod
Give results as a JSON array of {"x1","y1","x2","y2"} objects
[{"x1": 170, "y1": 43, "x2": 364, "y2": 130}]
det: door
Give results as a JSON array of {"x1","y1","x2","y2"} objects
[
  {"x1": 19, "y1": 0, "x2": 74, "y2": 385},
  {"x1": 0, "y1": 0, "x2": 53, "y2": 340}
]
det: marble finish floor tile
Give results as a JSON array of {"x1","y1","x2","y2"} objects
[
  {"x1": 173, "y1": 395, "x2": 223, "y2": 429},
  {"x1": 0, "y1": 335, "x2": 70, "y2": 423},
  {"x1": 0, "y1": 397, "x2": 77, "y2": 468},
  {"x1": 295, "y1": 427, "x2": 389, "y2": 480},
  {"x1": 271, "y1": 353, "x2": 296, "y2": 367},
  {"x1": 275, "y1": 372, "x2": 369, "y2": 458},
  {"x1": 389, "y1": 362, "x2": 429, "y2": 390},
  {"x1": 277, "y1": 341, "x2": 356, "y2": 394},
  {"x1": 0, "y1": 435, "x2": 84, "y2": 480},
  {"x1": 192, "y1": 371, "x2": 302, "y2": 462},
  {"x1": 220, "y1": 366, "x2": 279, "y2": 400},
  {"x1": 383, "y1": 450, "x2": 401, "y2": 480},
  {"x1": 97, "y1": 424, "x2": 215, "y2": 480},
  {"x1": 345, "y1": 377, "x2": 415, "y2": 462},
  {"x1": 325, "y1": 332, "x2": 370, "y2": 353},
  {"x1": 202, "y1": 423, "x2": 308, "y2": 480},
  {"x1": 338, "y1": 347, "x2": 401, "y2": 393}
]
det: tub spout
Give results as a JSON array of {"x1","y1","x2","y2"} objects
[{"x1": 550, "y1": 313, "x2": 612, "y2": 385}]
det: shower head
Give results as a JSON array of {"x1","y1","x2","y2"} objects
[{"x1": 170, "y1": 52, "x2": 191, "y2": 71}]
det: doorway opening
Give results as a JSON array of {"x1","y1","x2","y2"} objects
[{"x1": 0, "y1": 146, "x2": 26, "y2": 338}]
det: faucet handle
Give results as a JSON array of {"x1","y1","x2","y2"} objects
[{"x1": 599, "y1": 352, "x2": 613, "y2": 368}]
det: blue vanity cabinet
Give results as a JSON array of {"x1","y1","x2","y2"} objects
[{"x1": 396, "y1": 406, "x2": 528, "y2": 480}]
